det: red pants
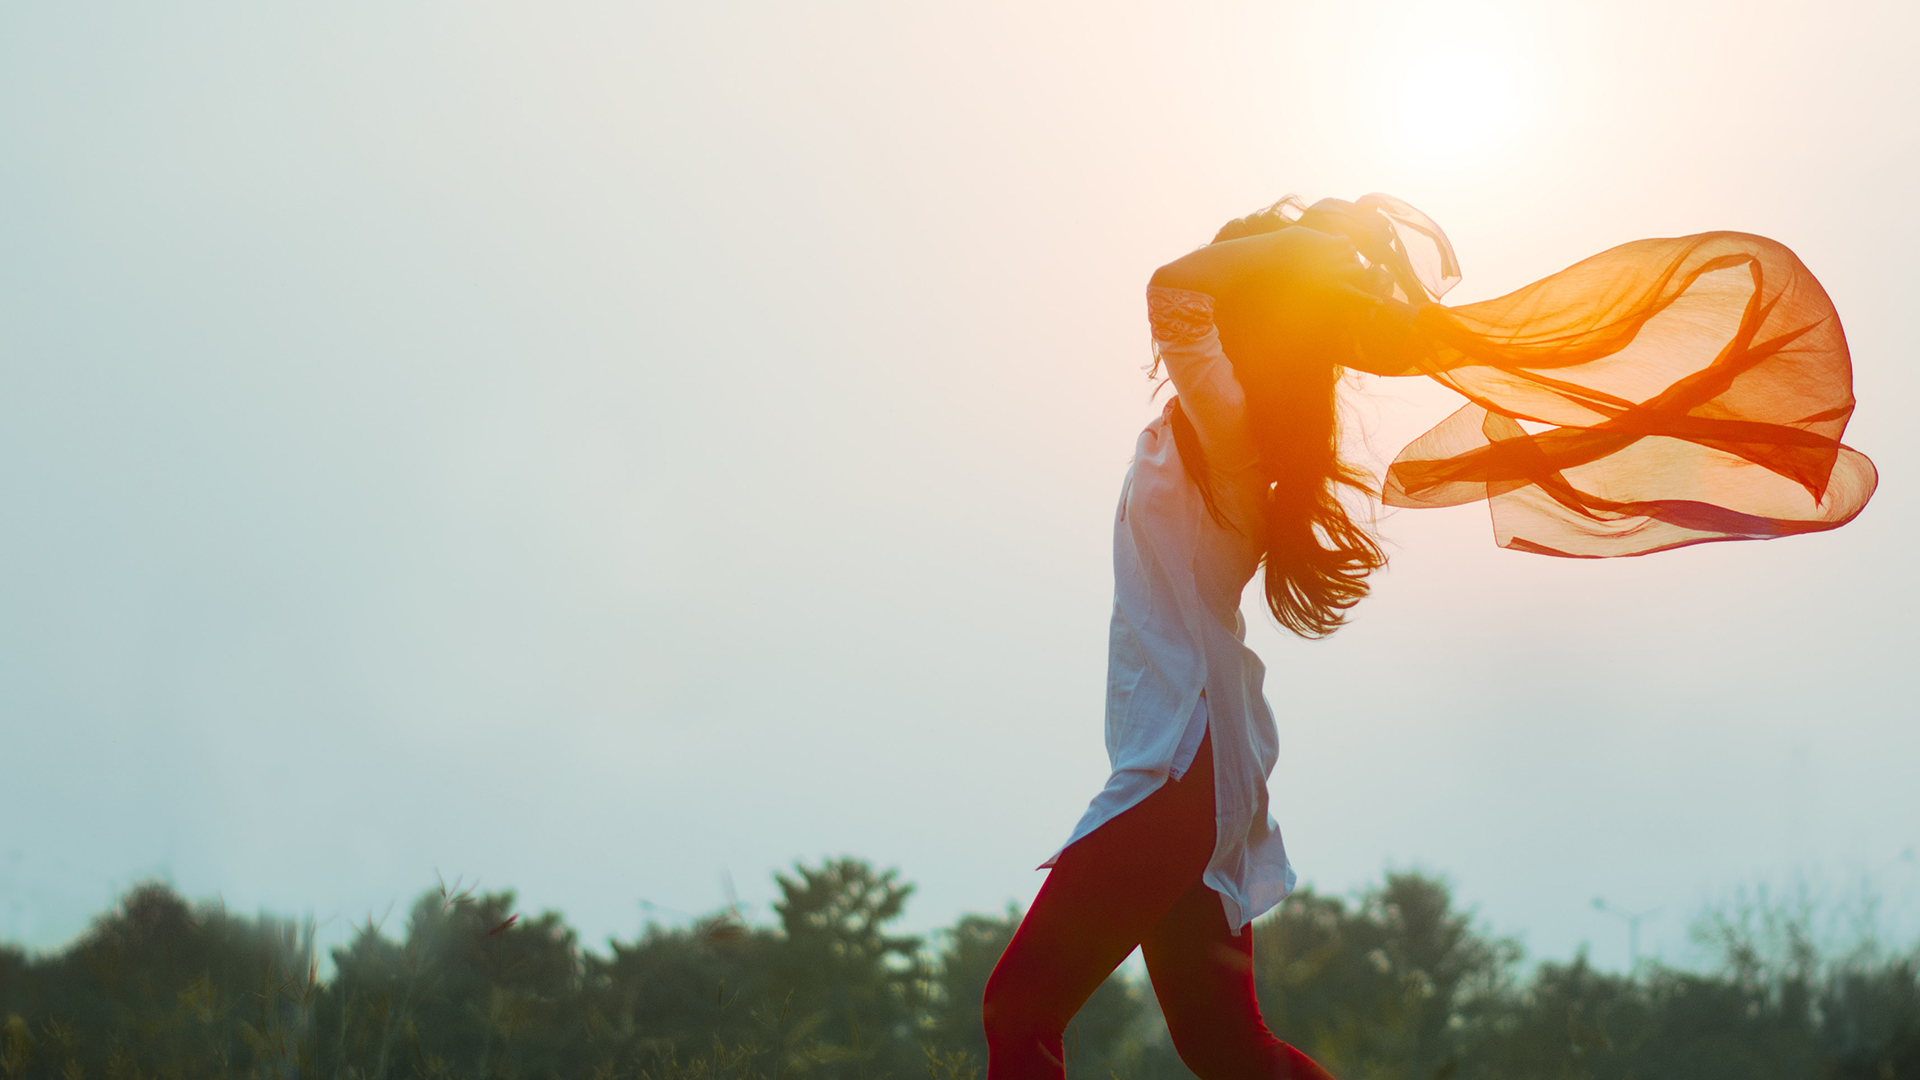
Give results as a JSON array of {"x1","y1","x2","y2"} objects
[{"x1": 981, "y1": 731, "x2": 1334, "y2": 1080}]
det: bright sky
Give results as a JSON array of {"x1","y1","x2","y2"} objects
[{"x1": 3, "y1": 1, "x2": 1917, "y2": 973}]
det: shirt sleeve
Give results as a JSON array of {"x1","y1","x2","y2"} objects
[{"x1": 1146, "y1": 286, "x2": 1261, "y2": 473}]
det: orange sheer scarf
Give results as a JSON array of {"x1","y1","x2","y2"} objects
[{"x1": 1310, "y1": 195, "x2": 1877, "y2": 557}]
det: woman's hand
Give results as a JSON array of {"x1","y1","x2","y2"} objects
[{"x1": 1344, "y1": 295, "x2": 1424, "y2": 377}]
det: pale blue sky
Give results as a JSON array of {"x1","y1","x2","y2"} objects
[{"x1": 3, "y1": 0, "x2": 1917, "y2": 971}]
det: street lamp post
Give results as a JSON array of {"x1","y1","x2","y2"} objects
[{"x1": 1592, "y1": 897, "x2": 1661, "y2": 975}]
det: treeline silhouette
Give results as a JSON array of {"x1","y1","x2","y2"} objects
[{"x1": 1, "y1": 858, "x2": 1916, "y2": 1079}]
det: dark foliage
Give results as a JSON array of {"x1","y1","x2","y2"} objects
[{"x1": 2, "y1": 861, "x2": 1916, "y2": 1080}]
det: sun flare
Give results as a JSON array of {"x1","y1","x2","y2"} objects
[
  {"x1": 1362, "y1": 9, "x2": 1544, "y2": 172},
  {"x1": 1394, "y1": 46, "x2": 1519, "y2": 156}
]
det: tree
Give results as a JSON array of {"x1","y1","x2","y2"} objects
[
  {"x1": 317, "y1": 879, "x2": 588, "y2": 1078},
  {"x1": 924, "y1": 909, "x2": 1017, "y2": 1069},
  {"x1": 0, "y1": 880, "x2": 316, "y2": 1079},
  {"x1": 1252, "y1": 872, "x2": 1519, "y2": 1080},
  {"x1": 771, "y1": 858, "x2": 926, "y2": 1079},
  {"x1": 4, "y1": 863, "x2": 1917, "y2": 1080}
]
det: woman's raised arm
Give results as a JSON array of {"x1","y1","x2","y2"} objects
[
  {"x1": 1148, "y1": 226, "x2": 1401, "y2": 371},
  {"x1": 1149, "y1": 225, "x2": 1362, "y2": 301}
]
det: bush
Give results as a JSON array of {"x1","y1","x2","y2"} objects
[{"x1": 2, "y1": 861, "x2": 1915, "y2": 1080}]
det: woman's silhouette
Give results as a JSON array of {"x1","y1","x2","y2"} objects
[{"x1": 980, "y1": 195, "x2": 1875, "y2": 1080}]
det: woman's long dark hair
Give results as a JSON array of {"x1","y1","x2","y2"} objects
[{"x1": 1167, "y1": 199, "x2": 1386, "y2": 639}]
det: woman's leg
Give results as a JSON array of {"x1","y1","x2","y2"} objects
[
  {"x1": 1140, "y1": 882, "x2": 1337, "y2": 1080},
  {"x1": 982, "y1": 738, "x2": 1217, "y2": 1080}
]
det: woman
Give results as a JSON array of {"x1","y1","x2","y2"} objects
[{"x1": 980, "y1": 195, "x2": 1875, "y2": 1080}]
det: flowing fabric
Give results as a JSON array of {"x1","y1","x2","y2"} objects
[{"x1": 1301, "y1": 195, "x2": 1877, "y2": 557}]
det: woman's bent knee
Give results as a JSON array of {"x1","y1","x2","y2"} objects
[{"x1": 981, "y1": 971, "x2": 1066, "y2": 1080}]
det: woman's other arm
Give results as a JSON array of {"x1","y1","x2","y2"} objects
[{"x1": 1145, "y1": 286, "x2": 1261, "y2": 474}]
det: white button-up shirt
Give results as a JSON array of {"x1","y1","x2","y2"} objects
[{"x1": 1044, "y1": 286, "x2": 1296, "y2": 934}]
